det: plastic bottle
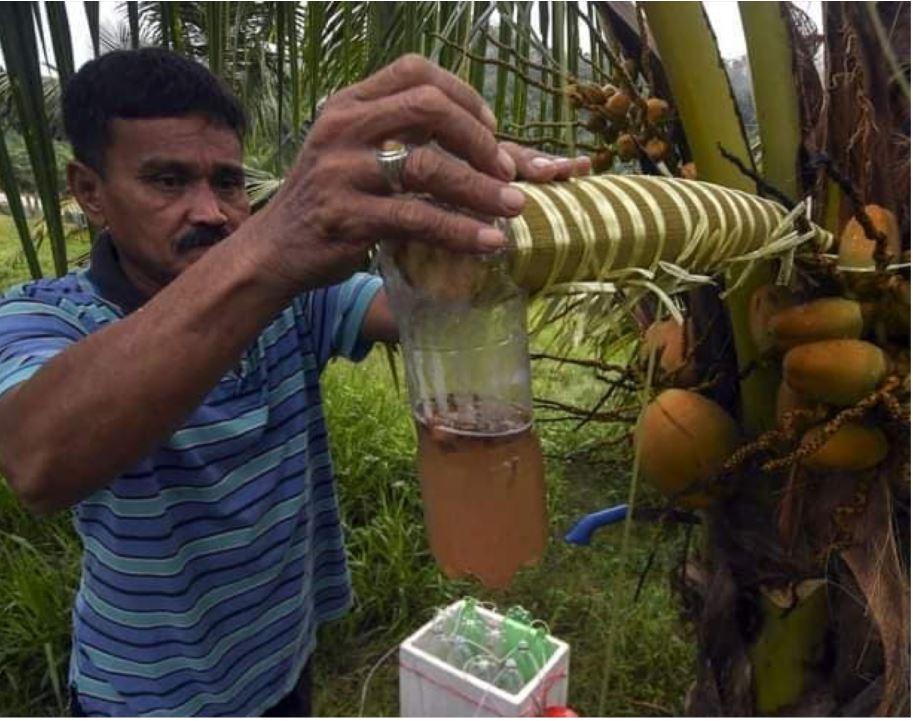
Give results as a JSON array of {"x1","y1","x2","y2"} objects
[
  {"x1": 514, "y1": 640, "x2": 541, "y2": 683},
  {"x1": 447, "y1": 636, "x2": 476, "y2": 672},
  {"x1": 497, "y1": 658, "x2": 526, "y2": 694},
  {"x1": 379, "y1": 232, "x2": 548, "y2": 589},
  {"x1": 426, "y1": 615, "x2": 452, "y2": 661},
  {"x1": 464, "y1": 653, "x2": 500, "y2": 683}
]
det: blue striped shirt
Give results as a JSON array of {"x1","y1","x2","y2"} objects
[{"x1": 0, "y1": 237, "x2": 383, "y2": 716}]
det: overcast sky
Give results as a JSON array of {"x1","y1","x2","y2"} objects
[
  {"x1": 0, "y1": 1, "x2": 825, "y2": 87},
  {"x1": 56, "y1": 1, "x2": 823, "y2": 70}
]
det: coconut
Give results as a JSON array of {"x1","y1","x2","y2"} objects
[
  {"x1": 579, "y1": 82, "x2": 608, "y2": 106},
  {"x1": 838, "y1": 205, "x2": 901, "y2": 298},
  {"x1": 634, "y1": 389, "x2": 740, "y2": 508},
  {"x1": 775, "y1": 381, "x2": 827, "y2": 430},
  {"x1": 769, "y1": 298, "x2": 869, "y2": 351},
  {"x1": 605, "y1": 92, "x2": 632, "y2": 121},
  {"x1": 644, "y1": 138, "x2": 670, "y2": 162},
  {"x1": 783, "y1": 339, "x2": 887, "y2": 406},
  {"x1": 880, "y1": 277, "x2": 911, "y2": 339},
  {"x1": 640, "y1": 318, "x2": 700, "y2": 386},
  {"x1": 838, "y1": 204, "x2": 901, "y2": 270},
  {"x1": 616, "y1": 133, "x2": 638, "y2": 161},
  {"x1": 646, "y1": 97, "x2": 670, "y2": 124},
  {"x1": 591, "y1": 149, "x2": 614, "y2": 174},
  {"x1": 800, "y1": 423, "x2": 888, "y2": 472},
  {"x1": 748, "y1": 284, "x2": 798, "y2": 356},
  {"x1": 586, "y1": 114, "x2": 608, "y2": 135}
]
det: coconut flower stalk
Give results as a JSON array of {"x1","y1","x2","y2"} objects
[
  {"x1": 398, "y1": 175, "x2": 832, "y2": 328},
  {"x1": 507, "y1": 175, "x2": 832, "y2": 299}
]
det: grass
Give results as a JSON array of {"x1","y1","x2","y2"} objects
[
  {"x1": 0, "y1": 218, "x2": 696, "y2": 716},
  {"x1": 314, "y1": 352, "x2": 694, "y2": 717}
]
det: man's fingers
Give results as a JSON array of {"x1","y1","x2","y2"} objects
[
  {"x1": 355, "y1": 146, "x2": 525, "y2": 219},
  {"x1": 500, "y1": 141, "x2": 592, "y2": 183},
  {"x1": 361, "y1": 195, "x2": 507, "y2": 253},
  {"x1": 559, "y1": 155, "x2": 592, "y2": 179},
  {"x1": 352, "y1": 87, "x2": 510, "y2": 181},
  {"x1": 345, "y1": 54, "x2": 497, "y2": 131}
]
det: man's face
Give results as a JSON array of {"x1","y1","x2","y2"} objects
[{"x1": 90, "y1": 114, "x2": 250, "y2": 294}]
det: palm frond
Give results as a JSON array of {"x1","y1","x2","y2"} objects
[{"x1": 0, "y1": 3, "x2": 68, "y2": 276}]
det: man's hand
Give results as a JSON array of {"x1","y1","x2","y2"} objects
[
  {"x1": 359, "y1": 139, "x2": 591, "y2": 345},
  {"x1": 242, "y1": 54, "x2": 531, "y2": 297},
  {"x1": 497, "y1": 142, "x2": 591, "y2": 183}
]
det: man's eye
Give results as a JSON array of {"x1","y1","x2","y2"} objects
[
  {"x1": 215, "y1": 175, "x2": 245, "y2": 193},
  {"x1": 152, "y1": 174, "x2": 186, "y2": 190}
]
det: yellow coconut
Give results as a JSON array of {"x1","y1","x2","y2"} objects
[
  {"x1": 783, "y1": 339, "x2": 887, "y2": 406},
  {"x1": 775, "y1": 381, "x2": 828, "y2": 429},
  {"x1": 644, "y1": 138, "x2": 670, "y2": 162},
  {"x1": 646, "y1": 97, "x2": 670, "y2": 124},
  {"x1": 838, "y1": 204, "x2": 901, "y2": 270},
  {"x1": 634, "y1": 389, "x2": 740, "y2": 508},
  {"x1": 748, "y1": 284, "x2": 799, "y2": 356},
  {"x1": 800, "y1": 423, "x2": 889, "y2": 472},
  {"x1": 640, "y1": 318, "x2": 700, "y2": 386},
  {"x1": 605, "y1": 92, "x2": 632, "y2": 121},
  {"x1": 769, "y1": 298, "x2": 870, "y2": 351},
  {"x1": 838, "y1": 205, "x2": 901, "y2": 299},
  {"x1": 616, "y1": 134, "x2": 638, "y2": 161}
]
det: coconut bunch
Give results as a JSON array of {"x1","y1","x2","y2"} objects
[
  {"x1": 631, "y1": 205, "x2": 908, "y2": 512},
  {"x1": 749, "y1": 204, "x2": 909, "y2": 476},
  {"x1": 563, "y1": 61, "x2": 676, "y2": 174}
]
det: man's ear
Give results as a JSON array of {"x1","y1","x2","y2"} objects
[{"x1": 67, "y1": 160, "x2": 107, "y2": 227}]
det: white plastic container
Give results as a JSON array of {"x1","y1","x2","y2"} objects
[{"x1": 399, "y1": 600, "x2": 570, "y2": 717}]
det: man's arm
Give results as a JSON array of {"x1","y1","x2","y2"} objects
[
  {"x1": 0, "y1": 229, "x2": 294, "y2": 514},
  {"x1": 0, "y1": 55, "x2": 527, "y2": 514},
  {"x1": 359, "y1": 289, "x2": 399, "y2": 344}
]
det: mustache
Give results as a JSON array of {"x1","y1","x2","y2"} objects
[{"x1": 174, "y1": 225, "x2": 230, "y2": 253}]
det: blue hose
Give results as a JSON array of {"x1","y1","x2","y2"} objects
[{"x1": 564, "y1": 505, "x2": 630, "y2": 545}]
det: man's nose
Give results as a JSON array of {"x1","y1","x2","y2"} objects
[{"x1": 187, "y1": 182, "x2": 229, "y2": 226}]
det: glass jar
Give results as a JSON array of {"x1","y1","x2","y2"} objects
[{"x1": 379, "y1": 227, "x2": 548, "y2": 589}]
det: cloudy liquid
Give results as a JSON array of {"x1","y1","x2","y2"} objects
[{"x1": 415, "y1": 397, "x2": 548, "y2": 589}]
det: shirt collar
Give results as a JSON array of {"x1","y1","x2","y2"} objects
[{"x1": 85, "y1": 232, "x2": 150, "y2": 314}]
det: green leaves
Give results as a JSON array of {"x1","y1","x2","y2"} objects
[
  {"x1": 44, "y1": 2, "x2": 75, "y2": 86},
  {"x1": 0, "y1": 3, "x2": 68, "y2": 278},
  {"x1": 84, "y1": 2, "x2": 100, "y2": 57},
  {"x1": 0, "y1": 126, "x2": 42, "y2": 279}
]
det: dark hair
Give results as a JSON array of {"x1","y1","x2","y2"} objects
[{"x1": 62, "y1": 48, "x2": 247, "y2": 173}]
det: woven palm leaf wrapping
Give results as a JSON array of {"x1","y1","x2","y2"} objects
[{"x1": 508, "y1": 175, "x2": 834, "y2": 297}]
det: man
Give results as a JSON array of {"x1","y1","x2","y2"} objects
[{"x1": 0, "y1": 48, "x2": 588, "y2": 715}]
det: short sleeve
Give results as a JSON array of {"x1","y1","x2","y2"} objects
[
  {"x1": 304, "y1": 272, "x2": 384, "y2": 370},
  {"x1": 0, "y1": 294, "x2": 89, "y2": 398}
]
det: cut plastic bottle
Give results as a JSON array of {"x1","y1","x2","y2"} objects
[{"x1": 379, "y1": 232, "x2": 548, "y2": 589}]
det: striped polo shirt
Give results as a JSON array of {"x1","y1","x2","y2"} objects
[{"x1": 0, "y1": 235, "x2": 383, "y2": 716}]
